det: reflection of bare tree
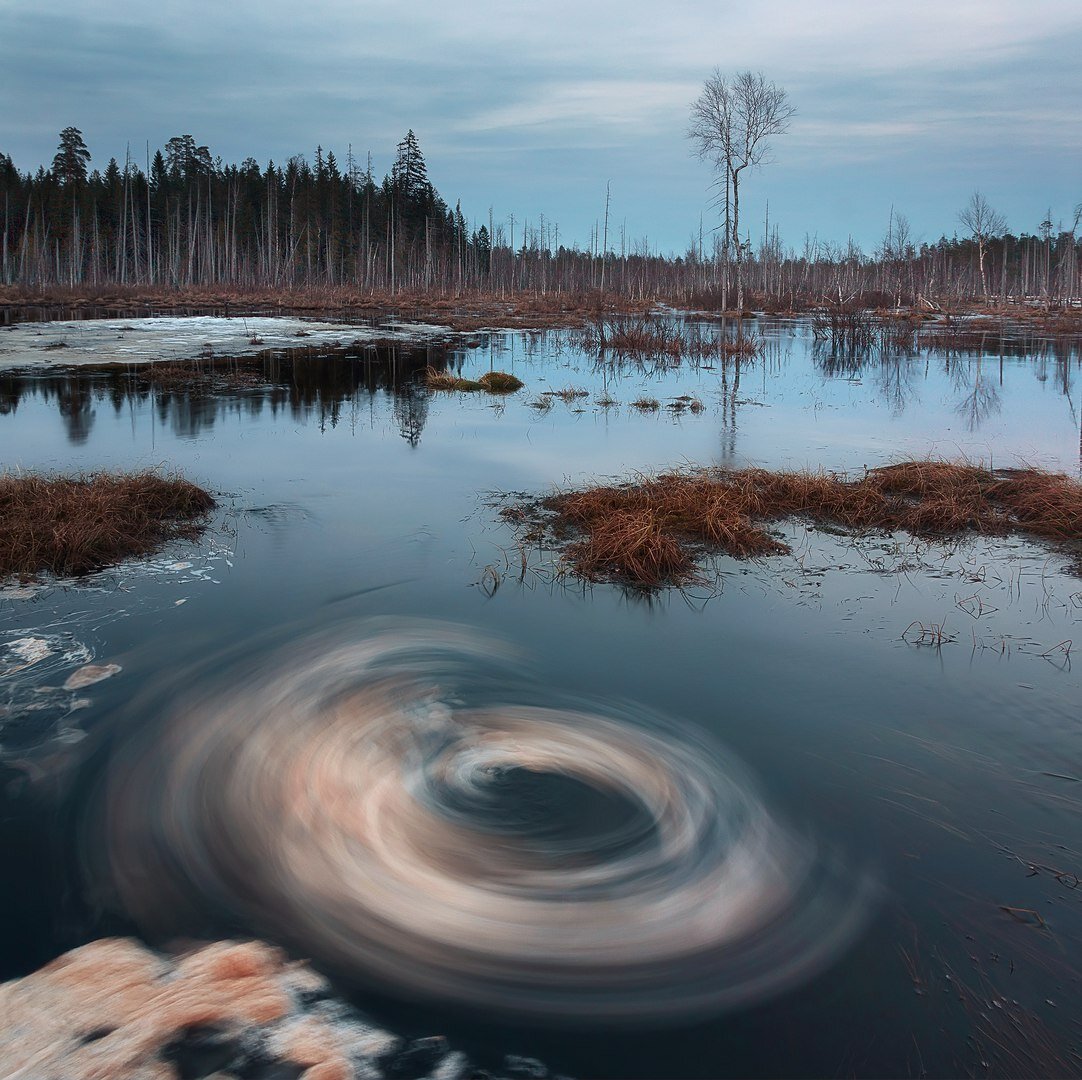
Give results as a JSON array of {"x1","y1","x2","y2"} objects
[
  {"x1": 158, "y1": 392, "x2": 218, "y2": 439},
  {"x1": 875, "y1": 357, "x2": 920, "y2": 416},
  {"x1": 719, "y1": 356, "x2": 741, "y2": 461},
  {"x1": 57, "y1": 385, "x2": 95, "y2": 445},
  {"x1": 393, "y1": 386, "x2": 429, "y2": 447},
  {"x1": 812, "y1": 340, "x2": 867, "y2": 378},
  {"x1": 954, "y1": 359, "x2": 1001, "y2": 431}
]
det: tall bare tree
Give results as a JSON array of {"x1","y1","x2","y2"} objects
[
  {"x1": 958, "y1": 191, "x2": 1007, "y2": 299},
  {"x1": 688, "y1": 70, "x2": 794, "y2": 311}
]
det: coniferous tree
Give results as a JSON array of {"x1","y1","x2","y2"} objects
[{"x1": 52, "y1": 127, "x2": 91, "y2": 186}]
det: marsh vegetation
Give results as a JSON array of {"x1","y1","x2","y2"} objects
[
  {"x1": 0, "y1": 471, "x2": 215, "y2": 578},
  {"x1": 1, "y1": 312, "x2": 1081, "y2": 1080},
  {"x1": 502, "y1": 461, "x2": 1082, "y2": 588},
  {"x1": 424, "y1": 368, "x2": 524, "y2": 393}
]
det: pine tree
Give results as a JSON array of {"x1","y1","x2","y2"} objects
[
  {"x1": 164, "y1": 135, "x2": 212, "y2": 180},
  {"x1": 52, "y1": 127, "x2": 91, "y2": 186}
]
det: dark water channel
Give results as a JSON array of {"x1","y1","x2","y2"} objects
[{"x1": 1, "y1": 314, "x2": 1081, "y2": 1078}]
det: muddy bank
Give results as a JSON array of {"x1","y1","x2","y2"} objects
[
  {"x1": 0, "y1": 938, "x2": 560, "y2": 1080},
  {"x1": 2, "y1": 285, "x2": 1078, "y2": 336},
  {"x1": 0, "y1": 286, "x2": 659, "y2": 332}
]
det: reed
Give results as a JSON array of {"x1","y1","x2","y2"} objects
[
  {"x1": 0, "y1": 471, "x2": 216, "y2": 579},
  {"x1": 508, "y1": 460, "x2": 1082, "y2": 587},
  {"x1": 583, "y1": 314, "x2": 763, "y2": 361}
]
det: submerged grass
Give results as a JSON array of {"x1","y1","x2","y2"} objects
[
  {"x1": 0, "y1": 471, "x2": 216, "y2": 579},
  {"x1": 506, "y1": 460, "x2": 1082, "y2": 588}
]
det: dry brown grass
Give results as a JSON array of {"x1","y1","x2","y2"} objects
[
  {"x1": 0, "y1": 471, "x2": 216, "y2": 579},
  {"x1": 134, "y1": 359, "x2": 268, "y2": 389},
  {"x1": 424, "y1": 367, "x2": 484, "y2": 391},
  {"x1": 508, "y1": 460, "x2": 1082, "y2": 587},
  {"x1": 583, "y1": 315, "x2": 763, "y2": 361},
  {"x1": 477, "y1": 370, "x2": 525, "y2": 393},
  {"x1": 0, "y1": 284, "x2": 655, "y2": 330},
  {"x1": 543, "y1": 386, "x2": 590, "y2": 403},
  {"x1": 4, "y1": 284, "x2": 1079, "y2": 338},
  {"x1": 424, "y1": 367, "x2": 524, "y2": 393},
  {"x1": 583, "y1": 316, "x2": 683, "y2": 357}
]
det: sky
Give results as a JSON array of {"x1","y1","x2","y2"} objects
[{"x1": 2, "y1": 0, "x2": 1081, "y2": 255}]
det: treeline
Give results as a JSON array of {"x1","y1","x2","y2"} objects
[
  {"x1": 732, "y1": 218, "x2": 1082, "y2": 311},
  {"x1": 2, "y1": 127, "x2": 1080, "y2": 307}
]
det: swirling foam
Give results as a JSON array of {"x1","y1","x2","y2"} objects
[{"x1": 100, "y1": 621, "x2": 866, "y2": 1020}]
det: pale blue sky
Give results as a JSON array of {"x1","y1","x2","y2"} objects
[{"x1": 2, "y1": 0, "x2": 1080, "y2": 254}]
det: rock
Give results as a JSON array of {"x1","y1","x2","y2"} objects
[
  {"x1": 63, "y1": 662, "x2": 123, "y2": 690},
  {"x1": 0, "y1": 939, "x2": 310, "y2": 1079},
  {"x1": 0, "y1": 938, "x2": 566, "y2": 1080}
]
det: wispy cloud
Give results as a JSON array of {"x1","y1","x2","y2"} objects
[{"x1": 3, "y1": 0, "x2": 1080, "y2": 250}]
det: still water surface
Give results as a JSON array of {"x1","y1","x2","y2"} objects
[{"x1": 1, "y1": 316, "x2": 1080, "y2": 1077}]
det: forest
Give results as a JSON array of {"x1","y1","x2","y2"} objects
[{"x1": 2, "y1": 126, "x2": 1081, "y2": 309}]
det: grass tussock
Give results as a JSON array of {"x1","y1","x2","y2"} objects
[
  {"x1": 543, "y1": 386, "x2": 590, "y2": 403},
  {"x1": 0, "y1": 471, "x2": 216, "y2": 579},
  {"x1": 424, "y1": 367, "x2": 523, "y2": 393},
  {"x1": 507, "y1": 460, "x2": 1082, "y2": 588},
  {"x1": 667, "y1": 395, "x2": 705, "y2": 414},
  {"x1": 477, "y1": 371, "x2": 524, "y2": 393},
  {"x1": 424, "y1": 367, "x2": 484, "y2": 391}
]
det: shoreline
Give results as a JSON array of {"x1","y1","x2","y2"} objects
[{"x1": 3, "y1": 284, "x2": 1080, "y2": 336}]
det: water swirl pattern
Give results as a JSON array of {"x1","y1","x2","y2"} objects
[{"x1": 101, "y1": 621, "x2": 866, "y2": 1020}]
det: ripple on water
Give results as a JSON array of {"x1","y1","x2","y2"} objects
[{"x1": 98, "y1": 620, "x2": 870, "y2": 1022}]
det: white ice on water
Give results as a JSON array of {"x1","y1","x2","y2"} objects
[{"x1": 0, "y1": 315, "x2": 451, "y2": 370}]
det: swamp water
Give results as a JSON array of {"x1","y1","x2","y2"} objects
[{"x1": 0, "y1": 314, "x2": 1080, "y2": 1078}]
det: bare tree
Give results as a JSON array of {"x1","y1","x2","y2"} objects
[
  {"x1": 958, "y1": 191, "x2": 1007, "y2": 299},
  {"x1": 688, "y1": 70, "x2": 794, "y2": 311}
]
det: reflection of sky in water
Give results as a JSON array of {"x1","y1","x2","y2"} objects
[
  {"x1": 1, "y1": 321, "x2": 1078, "y2": 485},
  {"x1": 0, "y1": 317, "x2": 1080, "y2": 1078}
]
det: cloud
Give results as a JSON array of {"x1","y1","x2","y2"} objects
[
  {"x1": 2, "y1": 0, "x2": 1080, "y2": 250},
  {"x1": 458, "y1": 80, "x2": 699, "y2": 138}
]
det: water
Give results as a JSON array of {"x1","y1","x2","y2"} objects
[{"x1": 1, "y1": 315, "x2": 1080, "y2": 1077}]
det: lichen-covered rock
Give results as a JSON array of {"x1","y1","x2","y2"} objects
[
  {"x1": 0, "y1": 939, "x2": 381, "y2": 1080},
  {"x1": 0, "y1": 938, "x2": 566, "y2": 1080}
]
